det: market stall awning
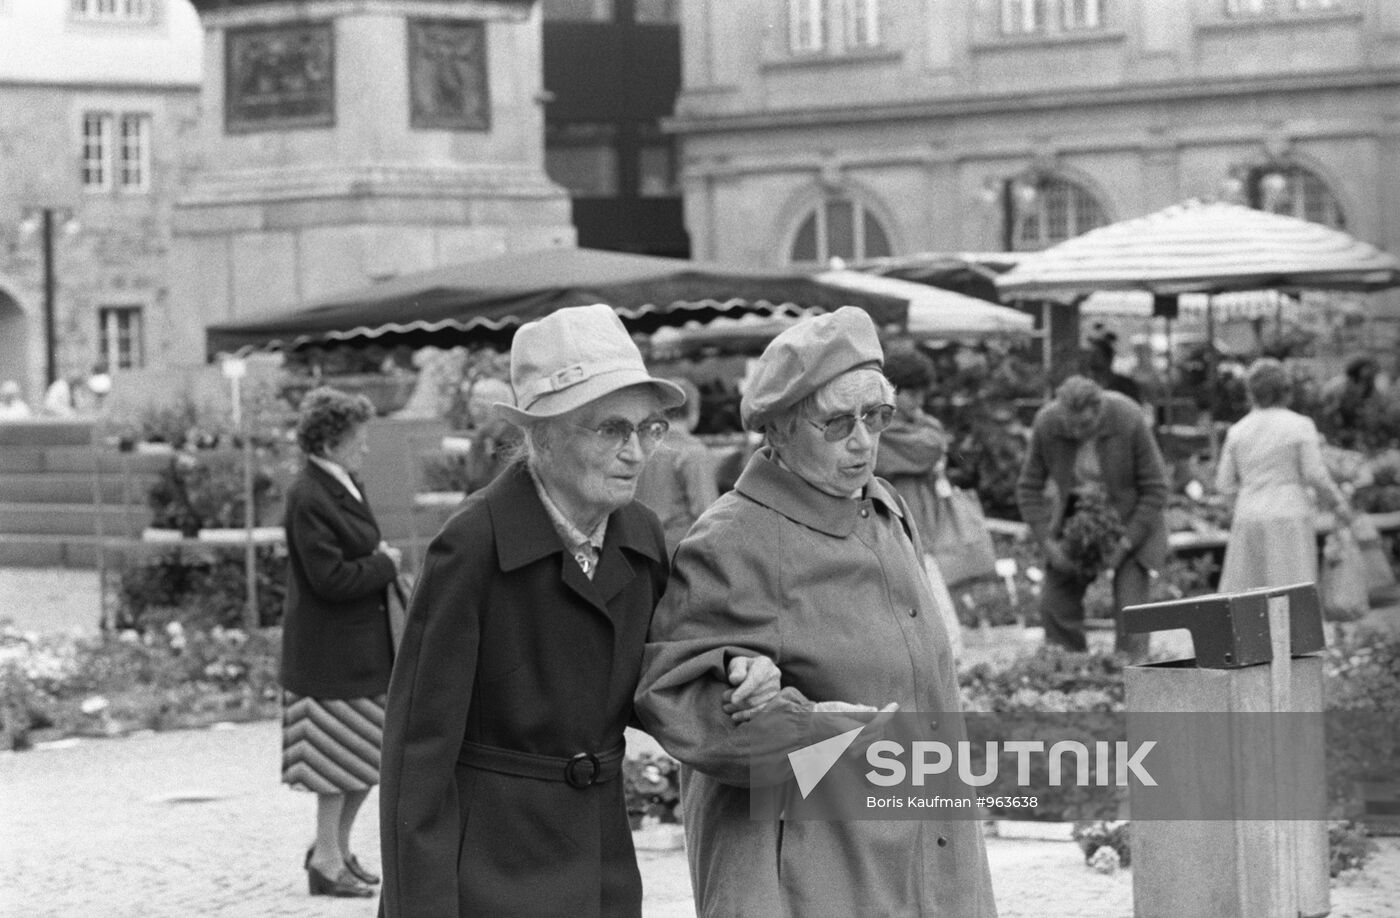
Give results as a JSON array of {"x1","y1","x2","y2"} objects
[
  {"x1": 204, "y1": 246, "x2": 909, "y2": 356},
  {"x1": 995, "y1": 200, "x2": 1400, "y2": 300},
  {"x1": 816, "y1": 270, "x2": 1036, "y2": 337},
  {"x1": 651, "y1": 271, "x2": 1036, "y2": 357},
  {"x1": 852, "y1": 252, "x2": 1023, "y2": 303}
]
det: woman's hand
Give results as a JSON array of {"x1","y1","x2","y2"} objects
[{"x1": 723, "y1": 655, "x2": 781, "y2": 723}]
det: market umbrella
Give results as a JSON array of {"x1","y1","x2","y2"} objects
[
  {"x1": 995, "y1": 199, "x2": 1400, "y2": 425},
  {"x1": 995, "y1": 199, "x2": 1400, "y2": 299},
  {"x1": 651, "y1": 271, "x2": 1036, "y2": 357},
  {"x1": 205, "y1": 247, "x2": 908, "y2": 356}
]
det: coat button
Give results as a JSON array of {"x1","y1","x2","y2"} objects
[
  {"x1": 860, "y1": 509, "x2": 869, "y2": 518},
  {"x1": 937, "y1": 836, "x2": 949, "y2": 847},
  {"x1": 908, "y1": 607, "x2": 918, "y2": 617}
]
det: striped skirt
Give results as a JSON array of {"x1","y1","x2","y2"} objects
[{"x1": 281, "y1": 691, "x2": 386, "y2": 794}]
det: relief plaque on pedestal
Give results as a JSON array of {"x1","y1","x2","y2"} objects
[
  {"x1": 408, "y1": 19, "x2": 490, "y2": 131},
  {"x1": 225, "y1": 22, "x2": 335, "y2": 132}
]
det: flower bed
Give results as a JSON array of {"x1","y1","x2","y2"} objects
[{"x1": 0, "y1": 620, "x2": 281, "y2": 751}]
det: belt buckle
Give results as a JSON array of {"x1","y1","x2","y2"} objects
[{"x1": 565, "y1": 752, "x2": 601, "y2": 789}]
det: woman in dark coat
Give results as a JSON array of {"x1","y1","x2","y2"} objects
[
  {"x1": 379, "y1": 304, "x2": 777, "y2": 918},
  {"x1": 281, "y1": 387, "x2": 402, "y2": 898}
]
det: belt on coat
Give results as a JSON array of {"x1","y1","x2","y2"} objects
[{"x1": 457, "y1": 739, "x2": 626, "y2": 789}]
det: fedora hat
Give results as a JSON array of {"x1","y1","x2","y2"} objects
[{"x1": 496, "y1": 303, "x2": 686, "y2": 425}]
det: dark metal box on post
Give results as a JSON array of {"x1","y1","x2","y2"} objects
[{"x1": 1121, "y1": 583, "x2": 1329, "y2": 918}]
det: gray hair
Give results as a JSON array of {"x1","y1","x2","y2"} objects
[{"x1": 1055, "y1": 374, "x2": 1104, "y2": 413}]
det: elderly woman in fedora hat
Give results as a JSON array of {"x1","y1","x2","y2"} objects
[
  {"x1": 636, "y1": 307, "x2": 997, "y2": 917},
  {"x1": 379, "y1": 303, "x2": 778, "y2": 918}
]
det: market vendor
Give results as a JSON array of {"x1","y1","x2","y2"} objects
[{"x1": 1016, "y1": 374, "x2": 1169, "y2": 659}]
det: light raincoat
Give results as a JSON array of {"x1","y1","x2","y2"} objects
[{"x1": 635, "y1": 449, "x2": 997, "y2": 917}]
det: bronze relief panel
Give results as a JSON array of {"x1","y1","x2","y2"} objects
[
  {"x1": 408, "y1": 19, "x2": 491, "y2": 132},
  {"x1": 225, "y1": 22, "x2": 335, "y2": 133}
]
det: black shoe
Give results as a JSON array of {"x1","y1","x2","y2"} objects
[
  {"x1": 344, "y1": 854, "x2": 380, "y2": 885},
  {"x1": 307, "y1": 865, "x2": 374, "y2": 898}
]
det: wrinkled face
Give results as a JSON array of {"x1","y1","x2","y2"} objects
[
  {"x1": 532, "y1": 385, "x2": 665, "y2": 525},
  {"x1": 324, "y1": 424, "x2": 369, "y2": 473},
  {"x1": 1063, "y1": 398, "x2": 1104, "y2": 441},
  {"x1": 778, "y1": 370, "x2": 890, "y2": 499}
]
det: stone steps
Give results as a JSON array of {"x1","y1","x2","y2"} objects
[{"x1": 0, "y1": 421, "x2": 160, "y2": 567}]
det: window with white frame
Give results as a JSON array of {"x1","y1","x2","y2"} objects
[
  {"x1": 788, "y1": 197, "x2": 892, "y2": 266},
  {"x1": 70, "y1": 0, "x2": 153, "y2": 22},
  {"x1": 118, "y1": 114, "x2": 150, "y2": 191},
  {"x1": 789, "y1": 0, "x2": 828, "y2": 52},
  {"x1": 1001, "y1": 0, "x2": 1109, "y2": 35},
  {"x1": 1001, "y1": 0, "x2": 1048, "y2": 34},
  {"x1": 788, "y1": 0, "x2": 884, "y2": 54},
  {"x1": 845, "y1": 0, "x2": 879, "y2": 48},
  {"x1": 82, "y1": 113, "x2": 112, "y2": 190},
  {"x1": 1012, "y1": 176, "x2": 1108, "y2": 251},
  {"x1": 1062, "y1": 0, "x2": 1103, "y2": 29},
  {"x1": 81, "y1": 112, "x2": 151, "y2": 192},
  {"x1": 98, "y1": 306, "x2": 144, "y2": 370}
]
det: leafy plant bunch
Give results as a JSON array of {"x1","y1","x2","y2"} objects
[{"x1": 1059, "y1": 487, "x2": 1126, "y2": 582}]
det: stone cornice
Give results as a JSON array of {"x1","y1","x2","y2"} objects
[
  {"x1": 669, "y1": 67, "x2": 1400, "y2": 136},
  {"x1": 178, "y1": 163, "x2": 565, "y2": 206},
  {"x1": 191, "y1": 0, "x2": 535, "y2": 26}
]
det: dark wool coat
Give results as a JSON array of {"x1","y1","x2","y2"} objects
[
  {"x1": 378, "y1": 463, "x2": 669, "y2": 918},
  {"x1": 280, "y1": 462, "x2": 398, "y2": 699},
  {"x1": 1016, "y1": 390, "x2": 1170, "y2": 569}
]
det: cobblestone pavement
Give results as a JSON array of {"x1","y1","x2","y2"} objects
[{"x1": 3, "y1": 720, "x2": 1398, "y2": 918}]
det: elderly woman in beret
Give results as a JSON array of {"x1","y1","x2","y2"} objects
[
  {"x1": 379, "y1": 304, "x2": 778, "y2": 918},
  {"x1": 280, "y1": 386, "x2": 403, "y2": 898},
  {"x1": 636, "y1": 307, "x2": 996, "y2": 917}
]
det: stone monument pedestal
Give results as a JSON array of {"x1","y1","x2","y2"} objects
[{"x1": 176, "y1": 0, "x2": 572, "y2": 359}]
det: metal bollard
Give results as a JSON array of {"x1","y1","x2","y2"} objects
[{"x1": 1122, "y1": 582, "x2": 1329, "y2": 918}]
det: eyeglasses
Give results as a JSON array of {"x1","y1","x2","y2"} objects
[
  {"x1": 807, "y1": 404, "x2": 896, "y2": 442},
  {"x1": 573, "y1": 418, "x2": 670, "y2": 451}
]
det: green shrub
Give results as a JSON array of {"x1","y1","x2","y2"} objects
[{"x1": 116, "y1": 547, "x2": 287, "y2": 631}]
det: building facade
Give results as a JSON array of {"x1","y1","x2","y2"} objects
[
  {"x1": 0, "y1": 0, "x2": 202, "y2": 403},
  {"x1": 672, "y1": 0, "x2": 1400, "y2": 285},
  {"x1": 541, "y1": 0, "x2": 687, "y2": 256}
]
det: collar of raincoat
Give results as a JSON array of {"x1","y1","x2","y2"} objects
[{"x1": 734, "y1": 447, "x2": 904, "y2": 538}]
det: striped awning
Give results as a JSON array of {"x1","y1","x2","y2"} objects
[{"x1": 996, "y1": 199, "x2": 1400, "y2": 300}]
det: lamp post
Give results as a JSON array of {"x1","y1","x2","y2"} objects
[{"x1": 19, "y1": 207, "x2": 78, "y2": 388}]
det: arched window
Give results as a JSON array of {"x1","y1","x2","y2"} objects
[
  {"x1": 788, "y1": 196, "x2": 892, "y2": 266},
  {"x1": 1012, "y1": 175, "x2": 1108, "y2": 251},
  {"x1": 1247, "y1": 165, "x2": 1345, "y2": 229}
]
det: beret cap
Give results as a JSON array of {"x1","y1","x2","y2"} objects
[{"x1": 740, "y1": 306, "x2": 884, "y2": 431}]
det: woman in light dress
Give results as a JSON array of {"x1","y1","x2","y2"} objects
[{"x1": 1216, "y1": 358, "x2": 1353, "y2": 592}]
